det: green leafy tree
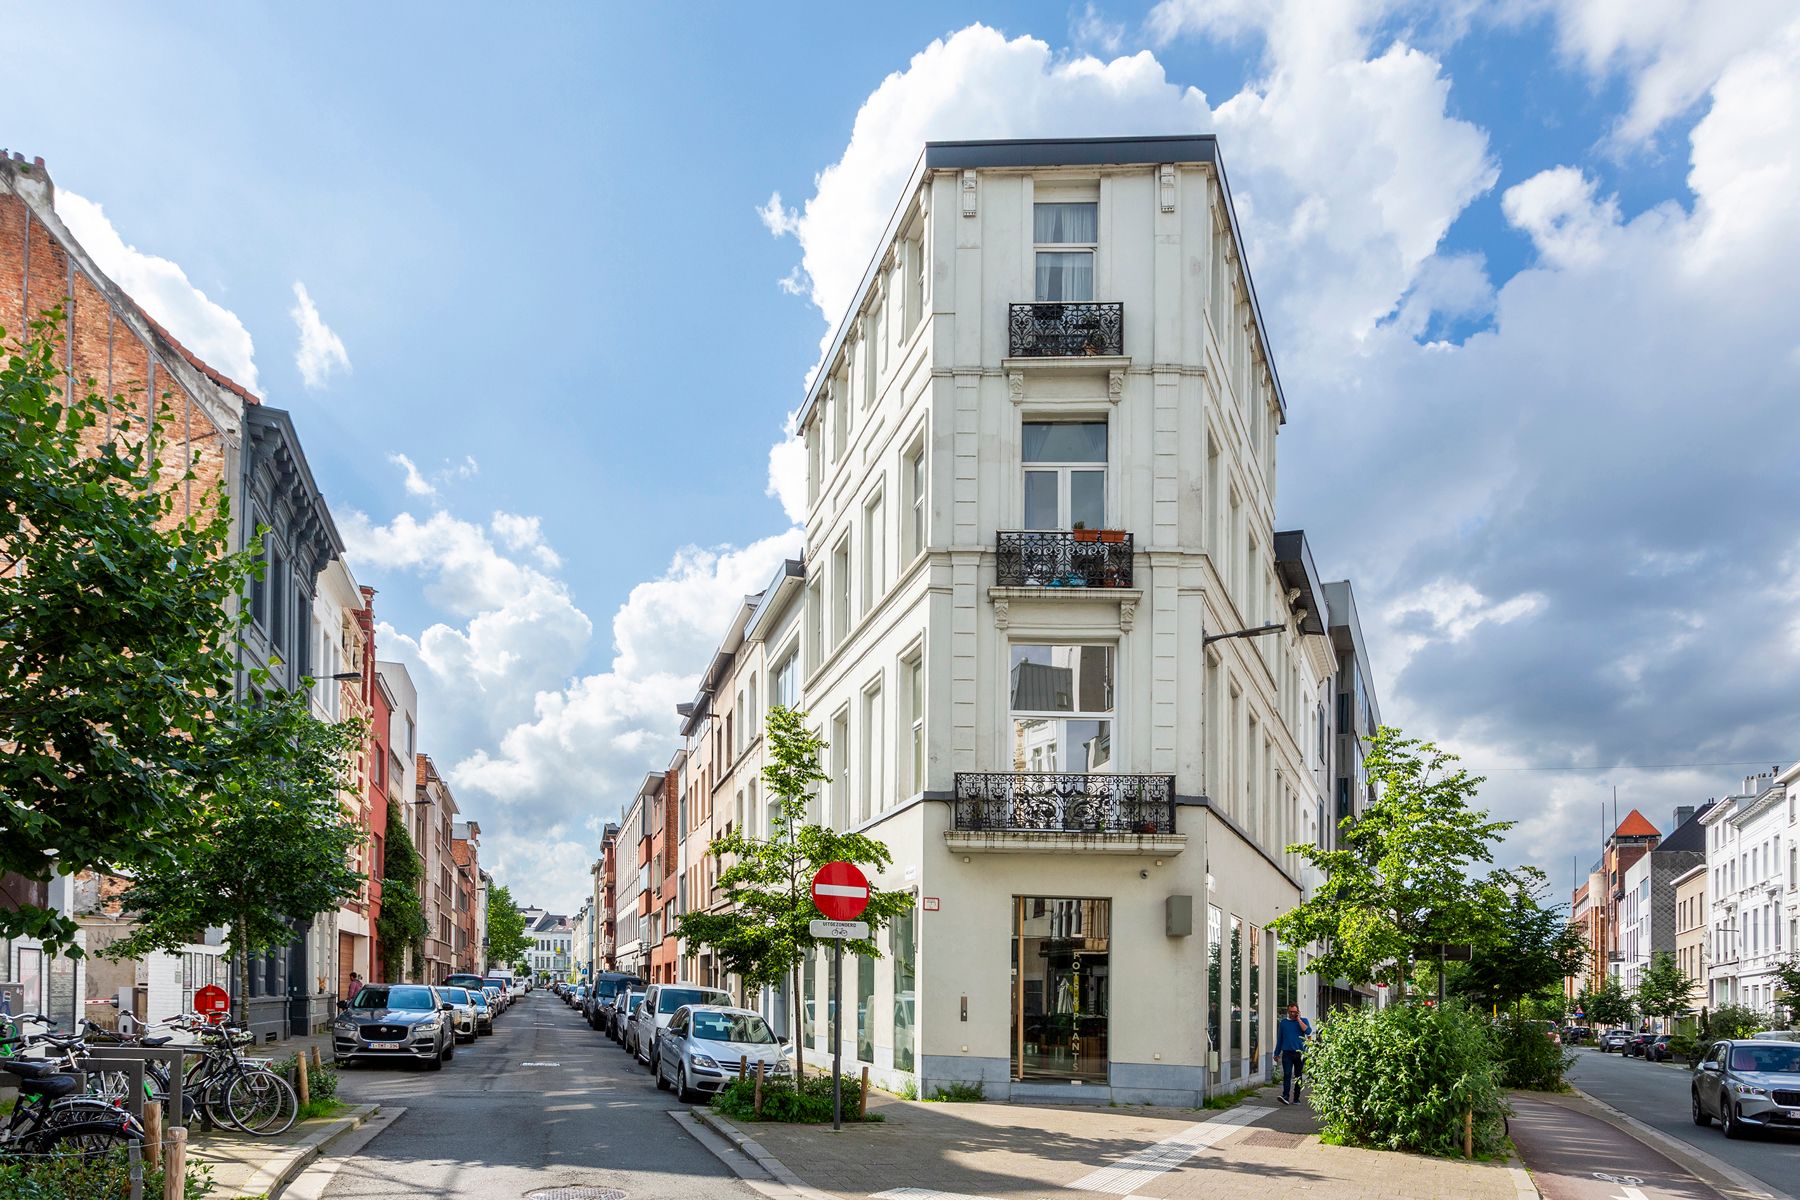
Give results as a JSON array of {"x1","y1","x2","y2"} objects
[
  {"x1": 1634, "y1": 950, "x2": 1696, "y2": 1027},
  {"x1": 675, "y1": 705, "x2": 913, "y2": 1080},
  {"x1": 105, "y1": 685, "x2": 367, "y2": 1023},
  {"x1": 1455, "y1": 868, "x2": 1588, "y2": 1012},
  {"x1": 485, "y1": 884, "x2": 531, "y2": 974},
  {"x1": 1582, "y1": 974, "x2": 1635, "y2": 1029},
  {"x1": 1271, "y1": 727, "x2": 1514, "y2": 988},
  {"x1": 1770, "y1": 957, "x2": 1800, "y2": 1026},
  {"x1": 375, "y1": 801, "x2": 427, "y2": 981},
  {"x1": 1, "y1": 315, "x2": 255, "y2": 953}
]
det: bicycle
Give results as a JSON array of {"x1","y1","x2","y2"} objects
[
  {"x1": 171, "y1": 1017, "x2": 298, "y2": 1136},
  {"x1": 0, "y1": 1015, "x2": 145, "y2": 1161}
]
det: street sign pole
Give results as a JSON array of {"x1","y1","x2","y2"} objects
[{"x1": 831, "y1": 940, "x2": 843, "y2": 1131}]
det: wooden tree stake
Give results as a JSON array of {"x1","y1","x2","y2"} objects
[
  {"x1": 754, "y1": 1060, "x2": 766, "y2": 1115},
  {"x1": 164, "y1": 1127, "x2": 187, "y2": 1200}
]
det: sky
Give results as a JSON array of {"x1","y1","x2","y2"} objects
[{"x1": 6, "y1": 1, "x2": 1798, "y2": 915}]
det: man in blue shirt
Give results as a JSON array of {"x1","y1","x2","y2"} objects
[{"x1": 1274, "y1": 1003, "x2": 1312, "y2": 1104}]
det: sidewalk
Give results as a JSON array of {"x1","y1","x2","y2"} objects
[
  {"x1": 691, "y1": 1084, "x2": 1535, "y2": 1200},
  {"x1": 188, "y1": 1103, "x2": 383, "y2": 1199}
]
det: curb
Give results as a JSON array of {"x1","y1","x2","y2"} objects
[
  {"x1": 1548, "y1": 1086, "x2": 1791, "y2": 1200},
  {"x1": 685, "y1": 1107, "x2": 839, "y2": 1200},
  {"x1": 1504, "y1": 1150, "x2": 1542, "y2": 1200},
  {"x1": 225, "y1": 1103, "x2": 380, "y2": 1199}
]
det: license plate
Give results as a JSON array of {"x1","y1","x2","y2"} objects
[{"x1": 368, "y1": 1041, "x2": 400, "y2": 1050}]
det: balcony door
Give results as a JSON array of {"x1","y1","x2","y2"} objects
[
  {"x1": 1022, "y1": 422, "x2": 1106, "y2": 531},
  {"x1": 1013, "y1": 896, "x2": 1110, "y2": 1082}
]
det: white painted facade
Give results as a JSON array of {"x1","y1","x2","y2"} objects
[
  {"x1": 1620, "y1": 851, "x2": 1654, "y2": 994},
  {"x1": 788, "y1": 137, "x2": 1349, "y2": 1105},
  {"x1": 1703, "y1": 772, "x2": 1787, "y2": 1013},
  {"x1": 1784, "y1": 762, "x2": 1799, "y2": 1005}
]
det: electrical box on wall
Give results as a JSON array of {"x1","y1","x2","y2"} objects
[{"x1": 1166, "y1": 894, "x2": 1194, "y2": 937}]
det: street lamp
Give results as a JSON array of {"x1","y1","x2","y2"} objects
[{"x1": 1203, "y1": 621, "x2": 1286, "y2": 647}]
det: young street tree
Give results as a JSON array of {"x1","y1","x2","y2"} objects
[
  {"x1": 106, "y1": 685, "x2": 367, "y2": 1024},
  {"x1": 1582, "y1": 974, "x2": 1636, "y2": 1029},
  {"x1": 1634, "y1": 950, "x2": 1696, "y2": 1027},
  {"x1": 1271, "y1": 727, "x2": 1514, "y2": 989},
  {"x1": 2, "y1": 318, "x2": 254, "y2": 952},
  {"x1": 1455, "y1": 867, "x2": 1589, "y2": 1012},
  {"x1": 675, "y1": 705, "x2": 912, "y2": 1078},
  {"x1": 485, "y1": 884, "x2": 532, "y2": 975}
]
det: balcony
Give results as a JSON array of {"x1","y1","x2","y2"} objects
[
  {"x1": 946, "y1": 771, "x2": 1183, "y2": 856},
  {"x1": 1008, "y1": 302, "x2": 1123, "y2": 358},
  {"x1": 996, "y1": 530, "x2": 1133, "y2": 588}
]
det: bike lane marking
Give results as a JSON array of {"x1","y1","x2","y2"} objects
[{"x1": 1510, "y1": 1094, "x2": 1740, "y2": 1200}]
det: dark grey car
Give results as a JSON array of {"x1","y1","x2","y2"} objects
[
  {"x1": 1692, "y1": 1038, "x2": 1800, "y2": 1138},
  {"x1": 333, "y1": 984, "x2": 456, "y2": 1070}
]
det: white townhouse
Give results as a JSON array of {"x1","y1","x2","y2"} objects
[
  {"x1": 1703, "y1": 771, "x2": 1787, "y2": 1013},
  {"x1": 1784, "y1": 761, "x2": 1799, "y2": 994},
  {"x1": 788, "y1": 136, "x2": 1373, "y2": 1105}
]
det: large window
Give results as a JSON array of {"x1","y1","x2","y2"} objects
[
  {"x1": 892, "y1": 904, "x2": 916, "y2": 1072},
  {"x1": 863, "y1": 492, "x2": 886, "y2": 609},
  {"x1": 831, "y1": 539, "x2": 851, "y2": 646},
  {"x1": 905, "y1": 653, "x2": 924, "y2": 797},
  {"x1": 830, "y1": 709, "x2": 851, "y2": 829},
  {"x1": 1009, "y1": 644, "x2": 1114, "y2": 774},
  {"x1": 906, "y1": 444, "x2": 926, "y2": 559},
  {"x1": 861, "y1": 680, "x2": 883, "y2": 823},
  {"x1": 1034, "y1": 202, "x2": 1096, "y2": 301},
  {"x1": 774, "y1": 647, "x2": 799, "y2": 711},
  {"x1": 1012, "y1": 897, "x2": 1109, "y2": 1081},
  {"x1": 857, "y1": 951, "x2": 875, "y2": 1063},
  {"x1": 1022, "y1": 422, "x2": 1106, "y2": 530}
]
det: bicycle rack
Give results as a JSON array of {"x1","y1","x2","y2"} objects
[{"x1": 76, "y1": 1045, "x2": 191, "y2": 1128}]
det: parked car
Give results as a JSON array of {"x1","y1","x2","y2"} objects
[
  {"x1": 584, "y1": 972, "x2": 645, "y2": 1031},
  {"x1": 609, "y1": 990, "x2": 645, "y2": 1042},
  {"x1": 654, "y1": 1005, "x2": 790, "y2": 1102},
  {"x1": 332, "y1": 983, "x2": 456, "y2": 1070},
  {"x1": 1691, "y1": 1038, "x2": 1800, "y2": 1138},
  {"x1": 443, "y1": 972, "x2": 488, "y2": 993},
  {"x1": 434, "y1": 986, "x2": 480, "y2": 1043},
  {"x1": 1624, "y1": 1033, "x2": 1653, "y2": 1058},
  {"x1": 1752, "y1": 1030, "x2": 1800, "y2": 1041},
  {"x1": 1645, "y1": 1035, "x2": 1676, "y2": 1062},
  {"x1": 481, "y1": 984, "x2": 505, "y2": 1015},
  {"x1": 627, "y1": 983, "x2": 733, "y2": 1066},
  {"x1": 1601, "y1": 1030, "x2": 1633, "y2": 1053},
  {"x1": 568, "y1": 984, "x2": 589, "y2": 1009},
  {"x1": 467, "y1": 988, "x2": 495, "y2": 1035},
  {"x1": 483, "y1": 979, "x2": 513, "y2": 1012}
]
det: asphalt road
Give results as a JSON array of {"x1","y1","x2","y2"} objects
[
  {"x1": 313, "y1": 989, "x2": 758, "y2": 1199},
  {"x1": 1566, "y1": 1045, "x2": 1800, "y2": 1198},
  {"x1": 1511, "y1": 1093, "x2": 1726, "y2": 1200}
]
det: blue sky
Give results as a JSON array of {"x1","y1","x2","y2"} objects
[{"x1": 9, "y1": 2, "x2": 1798, "y2": 913}]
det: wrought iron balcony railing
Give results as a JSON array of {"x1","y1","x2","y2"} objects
[
  {"x1": 996, "y1": 530, "x2": 1134, "y2": 588},
  {"x1": 953, "y1": 772, "x2": 1176, "y2": 834},
  {"x1": 1008, "y1": 302, "x2": 1124, "y2": 358}
]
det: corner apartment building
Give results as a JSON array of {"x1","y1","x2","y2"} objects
[
  {"x1": 787, "y1": 136, "x2": 1362, "y2": 1104},
  {"x1": 1704, "y1": 770, "x2": 1787, "y2": 1011}
]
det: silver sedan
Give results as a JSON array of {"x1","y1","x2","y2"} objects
[{"x1": 654, "y1": 1005, "x2": 791, "y2": 1103}]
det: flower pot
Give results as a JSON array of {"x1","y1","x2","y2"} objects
[
  {"x1": 1071, "y1": 528, "x2": 1099, "y2": 543},
  {"x1": 1098, "y1": 529, "x2": 1127, "y2": 544}
]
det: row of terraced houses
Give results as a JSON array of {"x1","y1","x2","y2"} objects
[
  {"x1": 0, "y1": 153, "x2": 495, "y2": 1043},
  {"x1": 580, "y1": 136, "x2": 1391, "y2": 1105}
]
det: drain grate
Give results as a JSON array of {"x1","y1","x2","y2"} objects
[
  {"x1": 1238, "y1": 1129, "x2": 1307, "y2": 1149},
  {"x1": 524, "y1": 1190, "x2": 626, "y2": 1200}
]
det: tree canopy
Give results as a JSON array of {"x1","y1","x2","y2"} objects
[
  {"x1": 485, "y1": 883, "x2": 531, "y2": 973},
  {"x1": 2, "y1": 316, "x2": 255, "y2": 952},
  {"x1": 1270, "y1": 727, "x2": 1514, "y2": 987},
  {"x1": 376, "y1": 800, "x2": 427, "y2": 981},
  {"x1": 1454, "y1": 867, "x2": 1588, "y2": 1011},
  {"x1": 1634, "y1": 950, "x2": 1695, "y2": 1023}
]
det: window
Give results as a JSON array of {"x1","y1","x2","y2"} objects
[
  {"x1": 1022, "y1": 422, "x2": 1106, "y2": 530},
  {"x1": 807, "y1": 581, "x2": 824, "y2": 670},
  {"x1": 832, "y1": 539, "x2": 851, "y2": 645},
  {"x1": 267, "y1": 545, "x2": 287, "y2": 650},
  {"x1": 863, "y1": 492, "x2": 886, "y2": 608},
  {"x1": 906, "y1": 444, "x2": 926, "y2": 560},
  {"x1": 735, "y1": 690, "x2": 747, "y2": 754},
  {"x1": 892, "y1": 904, "x2": 916, "y2": 1072},
  {"x1": 1034, "y1": 201, "x2": 1096, "y2": 301},
  {"x1": 831, "y1": 709, "x2": 851, "y2": 829},
  {"x1": 861, "y1": 680, "x2": 883, "y2": 822},
  {"x1": 774, "y1": 647, "x2": 799, "y2": 711},
  {"x1": 906, "y1": 653, "x2": 924, "y2": 797},
  {"x1": 1008, "y1": 644, "x2": 1114, "y2": 773}
]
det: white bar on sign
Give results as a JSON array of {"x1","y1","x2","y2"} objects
[
  {"x1": 809, "y1": 919, "x2": 870, "y2": 939},
  {"x1": 814, "y1": 884, "x2": 869, "y2": 897}
]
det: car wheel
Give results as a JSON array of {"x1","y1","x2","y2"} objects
[
  {"x1": 1692, "y1": 1090, "x2": 1711, "y2": 1126},
  {"x1": 678, "y1": 1066, "x2": 700, "y2": 1105},
  {"x1": 444, "y1": 1038, "x2": 455, "y2": 1062},
  {"x1": 1721, "y1": 1101, "x2": 1745, "y2": 1140},
  {"x1": 656, "y1": 1054, "x2": 672, "y2": 1091},
  {"x1": 426, "y1": 1046, "x2": 445, "y2": 1072}
]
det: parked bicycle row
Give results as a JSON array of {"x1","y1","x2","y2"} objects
[
  {"x1": 331, "y1": 972, "x2": 526, "y2": 1070},
  {"x1": 547, "y1": 974, "x2": 793, "y2": 1103}
]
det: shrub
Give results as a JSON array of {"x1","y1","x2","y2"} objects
[
  {"x1": 1304, "y1": 1002, "x2": 1505, "y2": 1158},
  {"x1": 0, "y1": 1146, "x2": 214, "y2": 1199},
  {"x1": 926, "y1": 1081, "x2": 985, "y2": 1103},
  {"x1": 712, "y1": 1073, "x2": 879, "y2": 1122},
  {"x1": 272, "y1": 1053, "x2": 339, "y2": 1106},
  {"x1": 1701, "y1": 1004, "x2": 1767, "y2": 1042},
  {"x1": 1493, "y1": 1015, "x2": 1574, "y2": 1091},
  {"x1": 1666, "y1": 1032, "x2": 1706, "y2": 1066}
]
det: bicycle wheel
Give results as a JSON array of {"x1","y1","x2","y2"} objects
[
  {"x1": 30, "y1": 1118, "x2": 141, "y2": 1158},
  {"x1": 227, "y1": 1068, "x2": 298, "y2": 1136}
]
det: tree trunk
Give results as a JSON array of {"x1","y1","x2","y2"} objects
[
  {"x1": 792, "y1": 960, "x2": 806, "y2": 1079},
  {"x1": 235, "y1": 914, "x2": 252, "y2": 1029}
]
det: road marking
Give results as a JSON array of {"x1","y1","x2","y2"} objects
[
  {"x1": 873, "y1": 1189, "x2": 995, "y2": 1200},
  {"x1": 1067, "y1": 1104, "x2": 1270, "y2": 1195},
  {"x1": 519, "y1": 1061, "x2": 563, "y2": 1067}
]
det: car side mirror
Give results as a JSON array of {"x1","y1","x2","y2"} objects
[
  {"x1": 441, "y1": 1002, "x2": 454, "y2": 1011},
  {"x1": 1700, "y1": 1060, "x2": 1721, "y2": 1072},
  {"x1": 337, "y1": 1000, "x2": 350, "y2": 1013},
  {"x1": 779, "y1": 1034, "x2": 789, "y2": 1044}
]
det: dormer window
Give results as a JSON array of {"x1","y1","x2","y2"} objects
[{"x1": 1034, "y1": 202, "x2": 1097, "y2": 301}]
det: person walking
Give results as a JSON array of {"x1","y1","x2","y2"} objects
[
  {"x1": 346, "y1": 972, "x2": 364, "y2": 1002},
  {"x1": 1275, "y1": 1003, "x2": 1312, "y2": 1105}
]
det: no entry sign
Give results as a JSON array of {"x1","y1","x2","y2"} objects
[
  {"x1": 194, "y1": 984, "x2": 230, "y2": 1021},
  {"x1": 811, "y1": 861, "x2": 870, "y2": 921}
]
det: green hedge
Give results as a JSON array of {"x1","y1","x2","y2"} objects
[
  {"x1": 1493, "y1": 1014, "x2": 1574, "y2": 1091},
  {"x1": 1303, "y1": 1002, "x2": 1506, "y2": 1158},
  {"x1": 0, "y1": 1148, "x2": 214, "y2": 1199},
  {"x1": 711, "y1": 1073, "x2": 881, "y2": 1122}
]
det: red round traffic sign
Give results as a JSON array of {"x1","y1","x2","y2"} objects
[
  {"x1": 194, "y1": 985, "x2": 230, "y2": 1018},
  {"x1": 811, "y1": 861, "x2": 870, "y2": 921}
]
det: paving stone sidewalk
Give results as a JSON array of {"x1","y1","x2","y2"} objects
[
  {"x1": 188, "y1": 1103, "x2": 381, "y2": 1198},
  {"x1": 698, "y1": 1085, "x2": 1534, "y2": 1200}
]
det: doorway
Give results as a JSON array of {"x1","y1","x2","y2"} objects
[{"x1": 1012, "y1": 897, "x2": 1110, "y2": 1082}]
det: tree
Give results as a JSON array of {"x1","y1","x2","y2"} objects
[
  {"x1": 105, "y1": 685, "x2": 367, "y2": 1023},
  {"x1": 2, "y1": 316, "x2": 255, "y2": 952},
  {"x1": 375, "y1": 801, "x2": 427, "y2": 981},
  {"x1": 1271, "y1": 727, "x2": 1515, "y2": 988},
  {"x1": 1455, "y1": 868, "x2": 1588, "y2": 1012},
  {"x1": 485, "y1": 884, "x2": 531, "y2": 974},
  {"x1": 1770, "y1": 956, "x2": 1800, "y2": 1026},
  {"x1": 1582, "y1": 974, "x2": 1635, "y2": 1029},
  {"x1": 675, "y1": 705, "x2": 913, "y2": 1080},
  {"x1": 1633, "y1": 950, "x2": 1696, "y2": 1027}
]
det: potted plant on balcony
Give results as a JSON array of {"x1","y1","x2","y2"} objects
[
  {"x1": 1098, "y1": 529, "x2": 1127, "y2": 544},
  {"x1": 1071, "y1": 522, "x2": 1099, "y2": 543}
]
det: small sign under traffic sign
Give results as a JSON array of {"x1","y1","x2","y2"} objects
[{"x1": 810, "y1": 919, "x2": 869, "y2": 940}]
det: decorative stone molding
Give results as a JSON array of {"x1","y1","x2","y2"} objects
[
  {"x1": 961, "y1": 169, "x2": 978, "y2": 217},
  {"x1": 1007, "y1": 371, "x2": 1025, "y2": 404},
  {"x1": 1107, "y1": 369, "x2": 1125, "y2": 403},
  {"x1": 992, "y1": 594, "x2": 1011, "y2": 629},
  {"x1": 1119, "y1": 596, "x2": 1138, "y2": 631}
]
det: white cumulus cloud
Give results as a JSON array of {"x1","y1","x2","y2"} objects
[{"x1": 290, "y1": 281, "x2": 350, "y2": 389}]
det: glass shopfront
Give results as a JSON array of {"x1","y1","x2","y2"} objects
[{"x1": 1013, "y1": 897, "x2": 1111, "y2": 1082}]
